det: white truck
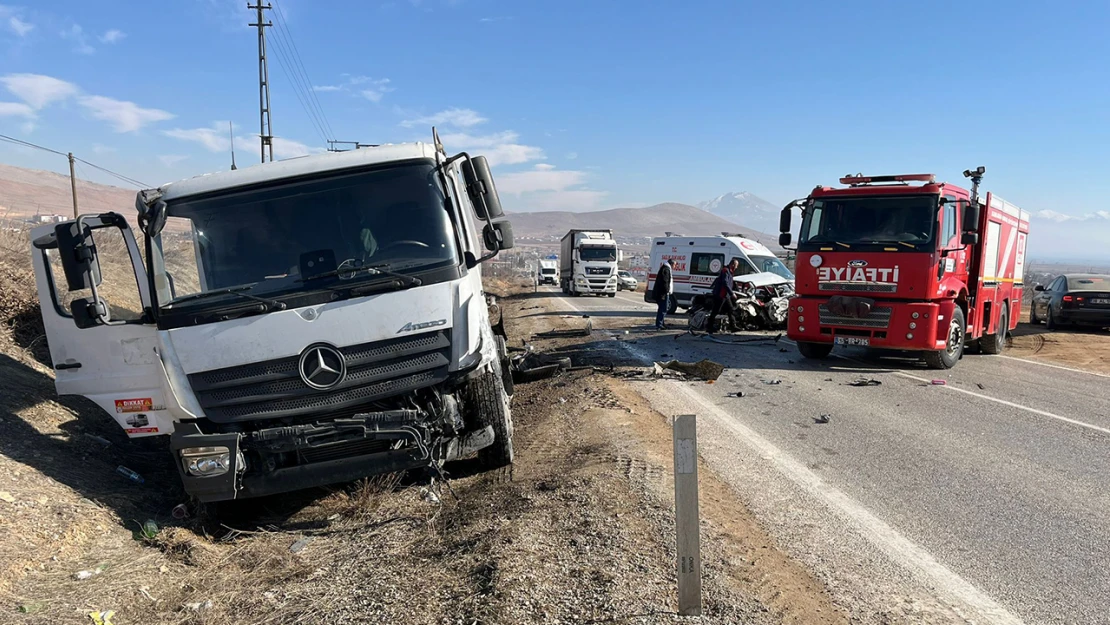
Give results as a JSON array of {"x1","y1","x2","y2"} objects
[
  {"x1": 30, "y1": 137, "x2": 517, "y2": 503},
  {"x1": 537, "y1": 259, "x2": 558, "y2": 285},
  {"x1": 559, "y1": 229, "x2": 619, "y2": 297}
]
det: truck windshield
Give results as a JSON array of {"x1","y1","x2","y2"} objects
[
  {"x1": 152, "y1": 162, "x2": 459, "y2": 307},
  {"x1": 800, "y1": 195, "x2": 937, "y2": 248},
  {"x1": 542, "y1": 268, "x2": 556, "y2": 274},
  {"x1": 580, "y1": 246, "x2": 616, "y2": 262}
]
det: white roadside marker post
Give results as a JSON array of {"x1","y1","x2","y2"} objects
[{"x1": 673, "y1": 413, "x2": 702, "y2": 616}]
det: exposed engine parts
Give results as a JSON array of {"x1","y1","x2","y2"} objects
[{"x1": 686, "y1": 280, "x2": 795, "y2": 333}]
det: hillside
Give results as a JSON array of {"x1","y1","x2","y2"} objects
[
  {"x1": 697, "y1": 191, "x2": 782, "y2": 235},
  {"x1": 0, "y1": 163, "x2": 137, "y2": 222},
  {"x1": 507, "y1": 202, "x2": 780, "y2": 247}
]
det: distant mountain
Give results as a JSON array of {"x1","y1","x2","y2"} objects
[
  {"x1": 0, "y1": 163, "x2": 137, "y2": 222},
  {"x1": 506, "y1": 202, "x2": 781, "y2": 248},
  {"x1": 697, "y1": 191, "x2": 781, "y2": 236}
]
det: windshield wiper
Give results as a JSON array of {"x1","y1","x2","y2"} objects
[
  {"x1": 166, "y1": 285, "x2": 287, "y2": 310},
  {"x1": 299, "y1": 263, "x2": 422, "y2": 287}
]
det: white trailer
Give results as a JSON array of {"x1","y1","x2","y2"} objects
[{"x1": 559, "y1": 229, "x2": 619, "y2": 297}]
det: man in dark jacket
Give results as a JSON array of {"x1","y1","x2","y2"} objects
[
  {"x1": 652, "y1": 259, "x2": 675, "y2": 329},
  {"x1": 708, "y1": 259, "x2": 740, "y2": 334}
]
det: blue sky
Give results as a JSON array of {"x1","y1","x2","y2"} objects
[{"x1": 1, "y1": 0, "x2": 1108, "y2": 260}]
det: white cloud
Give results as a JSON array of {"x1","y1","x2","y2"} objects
[
  {"x1": 495, "y1": 163, "x2": 607, "y2": 211},
  {"x1": 62, "y1": 24, "x2": 94, "y2": 54},
  {"x1": 78, "y1": 95, "x2": 174, "y2": 132},
  {"x1": 9, "y1": 15, "x2": 31, "y2": 36},
  {"x1": 19, "y1": 120, "x2": 33, "y2": 133},
  {"x1": 440, "y1": 130, "x2": 545, "y2": 166},
  {"x1": 159, "y1": 154, "x2": 189, "y2": 167},
  {"x1": 163, "y1": 123, "x2": 231, "y2": 152},
  {"x1": 312, "y1": 84, "x2": 343, "y2": 92},
  {"x1": 1035, "y1": 209, "x2": 1110, "y2": 223},
  {"x1": 1, "y1": 73, "x2": 78, "y2": 109},
  {"x1": 314, "y1": 75, "x2": 394, "y2": 102},
  {"x1": 565, "y1": 152, "x2": 578, "y2": 160},
  {"x1": 91, "y1": 143, "x2": 118, "y2": 155},
  {"x1": 0, "y1": 101, "x2": 34, "y2": 118},
  {"x1": 401, "y1": 107, "x2": 486, "y2": 128},
  {"x1": 99, "y1": 29, "x2": 125, "y2": 44}
]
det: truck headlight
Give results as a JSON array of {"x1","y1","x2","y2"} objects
[{"x1": 181, "y1": 446, "x2": 231, "y2": 477}]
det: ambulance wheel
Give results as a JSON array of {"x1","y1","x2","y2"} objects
[
  {"x1": 924, "y1": 307, "x2": 965, "y2": 369},
  {"x1": 666, "y1": 298, "x2": 678, "y2": 315},
  {"x1": 980, "y1": 307, "x2": 1008, "y2": 355},
  {"x1": 797, "y1": 341, "x2": 833, "y2": 359}
]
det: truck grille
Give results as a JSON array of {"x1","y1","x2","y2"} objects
[
  {"x1": 188, "y1": 331, "x2": 451, "y2": 423},
  {"x1": 586, "y1": 267, "x2": 611, "y2": 276},
  {"x1": 818, "y1": 282, "x2": 897, "y2": 293},
  {"x1": 818, "y1": 305, "x2": 892, "y2": 328}
]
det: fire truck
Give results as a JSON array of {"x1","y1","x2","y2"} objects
[{"x1": 778, "y1": 167, "x2": 1030, "y2": 369}]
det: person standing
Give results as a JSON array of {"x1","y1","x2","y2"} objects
[
  {"x1": 708, "y1": 258, "x2": 740, "y2": 334},
  {"x1": 653, "y1": 258, "x2": 675, "y2": 330}
]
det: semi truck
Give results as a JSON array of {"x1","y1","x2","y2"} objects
[
  {"x1": 559, "y1": 229, "x2": 619, "y2": 297},
  {"x1": 779, "y1": 168, "x2": 1030, "y2": 369},
  {"x1": 537, "y1": 259, "x2": 558, "y2": 285},
  {"x1": 30, "y1": 137, "x2": 518, "y2": 502}
]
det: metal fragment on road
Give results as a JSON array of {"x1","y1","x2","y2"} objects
[{"x1": 847, "y1": 378, "x2": 883, "y2": 387}]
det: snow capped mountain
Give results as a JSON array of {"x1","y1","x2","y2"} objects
[{"x1": 697, "y1": 191, "x2": 780, "y2": 235}]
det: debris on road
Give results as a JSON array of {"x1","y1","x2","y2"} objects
[
  {"x1": 510, "y1": 348, "x2": 574, "y2": 383},
  {"x1": 171, "y1": 503, "x2": 189, "y2": 520},
  {"x1": 729, "y1": 391, "x2": 746, "y2": 398},
  {"x1": 815, "y1": 414, "x2": 831, "y2": 424},
  {"x1": 116, "y1": 466, "x2": 144, "y2": 484},
  {"x1": 83, "y1": 433, "x2": 112, "y2": 447},
  {"x1": 290, "y1": 537, "x2": 314, "y2": 553},
  {"x1": 654, "y1": 359, "x2": 725, "y2": 381},
  {"x1": 0, "y1": 490, "x2": 14, "y2": 503},
  {"x1": 847, "y1": 378, "x2": 883, "y2": 387},
  {"x1": 977, "y1": 382, "x2": 986, "y2": 390},
  {"x1": 930, "y1": 379, "x2": 947, "y2": 386},
  {"x1": 762, "y1": 379, "x2": 783, "y2": 385},
  {"x1": 533, "y1": 317, "x2": 592, "y2": 338},
  {"x1": 88, "y1": 610, "x2": 116, "y2": 625}
]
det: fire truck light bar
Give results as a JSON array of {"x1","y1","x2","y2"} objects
[{"x1": 839, "y1": 173, "x2": 936, "y2": 185}]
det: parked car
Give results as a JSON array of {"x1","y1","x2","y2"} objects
[
  {"x1": 1030, "y1": 274, "x2": 1110, "y2": 330},
  {"x1": 617, "y1": 270, "x2": 638, "y2": 291}
]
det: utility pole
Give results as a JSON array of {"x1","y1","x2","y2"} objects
[
  {"x1": 67, "y1": 152, "x2": 78, "y2": 218},
  {"x1": 229, "y1": 121, "x2": 238, "y2": 170},
  {"x1": 248, "y1": 2, "x2": 274, "y2": 163}
]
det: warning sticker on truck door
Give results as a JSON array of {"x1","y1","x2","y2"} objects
[{"x1": 115, "y1": 398, "x2": 153, "y2": 413}]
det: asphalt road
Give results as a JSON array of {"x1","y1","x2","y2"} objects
[{"x1": 544, "y1": 287, "x2": 1110, "y2": 625}]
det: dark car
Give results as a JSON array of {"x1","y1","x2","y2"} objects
[{"x1": 1030, "y1": 274, "x2": 1110, "y2": 330}]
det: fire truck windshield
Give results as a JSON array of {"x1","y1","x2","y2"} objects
[{"x1": 799, "y1": 195, "x2": 938, "y2": 249}]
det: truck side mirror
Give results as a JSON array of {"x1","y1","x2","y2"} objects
[
  {"x1": 961, "y1": 232, "x2": 979, "y2": 245},
  {"x1": 70, "y1": 296, "x2": 109, "y2": 329},
  {"x1": 483, "y1": 219, "x2": 514, "y2": 251},
  {"x1": 463, "y1": 156, "x2": 504, "y2": 220},
  {"x1": 55, "y1": 221, "x2": 102, "y2": 291},
  {"x1": 778, "y1": 206, "x2": 792, "y2": 234},
  {"x1": 962, "y1": 202, "x2": 980, "y2": 232},
  {"x1": 779, "y1": 232, "x2": 792, "y2": 247}
]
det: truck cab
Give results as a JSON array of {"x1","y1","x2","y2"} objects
[
  {"x1": 560, "y1": 230, "x2": 620, "y2": 297},
  {"x1": 30, "y1": 139, "x2": 518, "y2": 502},
  {"x1": 780, "y1": 170, "x2": 1030, "y2": 369}
]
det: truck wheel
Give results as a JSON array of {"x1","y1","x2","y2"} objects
[
  {"x1": 496, "y1": 335, "x2": 514, "y2": 397},
  {"x1": 465, "y1": 369, "x2": 514, "y2": 468},
  {"x1": 797, "y1": 341, "x2": 833, "y2": 359},
  {"x1": 608, "y1": 292, "x2": 616, "y2": 298},
  {"x1": 980, "y1": 307, "x2": 1008, "y2": 355},
  {"x1": 924, "y1": 307, "x2": 965, "y2": 369}
]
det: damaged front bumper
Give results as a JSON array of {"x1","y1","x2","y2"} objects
[{"x1": 170, "y1": 411, "x2": 493, "y2": 502}]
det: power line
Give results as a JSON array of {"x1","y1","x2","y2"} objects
[
  {"x1": 0, "y1": 133, "x2": 68, "y2": 158},
  {"x1": 0, "y1": 133, "x2": 148, "y2": 187},
  {"x1": 73, "y1": 157, "x2": 150, "y2": 188},
  {"x1": 271, "y1": 0, "x2": 334, "y2": 141},
  {"x1": 265, "y1": 23, "x2": 329, "y2": 145}
]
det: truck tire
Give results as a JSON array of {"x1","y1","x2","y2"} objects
[
  {"x1": 496, "y1": 335, "x2": 514, "y2": 397},
  {"x1": 608, "y1": 292, "x2": 616, "y2": 298},
  {"x1": 980, "y1": 306, "x2": 1008, "y2": 355},
  {"x1": 924, "y1": 307, "x2": 965, "y2": 369},
  {"x1": 797, "y1": 341, "x2": 833, "y2": 359},
  {"x1": 465, "y1": 369, "x2": 514, "y2": 468}
]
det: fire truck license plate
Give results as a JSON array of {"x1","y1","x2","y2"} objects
[{"x1": 835, "y1": 337, "x2": 869, "y2": 346}]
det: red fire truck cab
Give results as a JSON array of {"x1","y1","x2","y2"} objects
[{"x1": 778, "y1": 168, "x2": 1030, "y2": 369}]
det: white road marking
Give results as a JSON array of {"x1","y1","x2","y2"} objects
[{"x1": 998, "y1": 354, "x2": 1110, "y2": 379}]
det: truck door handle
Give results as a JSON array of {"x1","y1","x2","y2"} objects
[{"x1": 55, "y1": 362, "x2": 82, "y2": 370}]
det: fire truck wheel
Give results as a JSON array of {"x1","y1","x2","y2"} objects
[
  {"x1": 924, "y1": 307, "x2": 966, "y2": 369},
  {"x1": 980, "y1": 307, "x2": 1008, "y2": 355},
  {"x1": 465, "y1": 369, "x2": 514, "y2": 469},
  {"x1": 797, "y1": 341, "x2": 833, "y2": 359}
]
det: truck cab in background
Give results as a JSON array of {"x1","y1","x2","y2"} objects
[
  {"x1": 537, "y1": 258, "x2": 558, "y2": 285},
  {"x1": 779, "y1": 169, "x2": 1030, "y2": 369},
  {"x1": 559, "y1": 229, "x2": 620, "y2": 297},
  {"x1": 30, "y1": 137, "x2": 518, "y2": 502}
]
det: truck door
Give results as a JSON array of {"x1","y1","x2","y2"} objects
[{"x1": 30, "y1": 216, "x2": 171, "y2": 437}]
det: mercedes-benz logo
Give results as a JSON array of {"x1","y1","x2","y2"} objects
[{"x1": 298, "y1": 344, "x2": 346, "y2": 390}]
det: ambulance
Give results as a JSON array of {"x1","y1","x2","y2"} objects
[{"x1": 644, "y1": 233, "x2": 793, "y2": 312}]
